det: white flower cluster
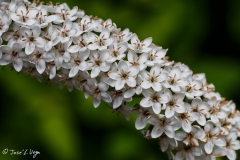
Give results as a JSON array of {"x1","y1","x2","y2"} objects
[{"x1": 0, "y1": 1, "x2": 240, "y2": 159}]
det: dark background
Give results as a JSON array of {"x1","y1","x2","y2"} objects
[{"x1": 0, "y1": 0, "x2": 240, "y2": 159}]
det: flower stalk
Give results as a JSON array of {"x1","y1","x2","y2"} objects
[{"x1": 0, "y1": 0, "x2": 240, "y2": 159}]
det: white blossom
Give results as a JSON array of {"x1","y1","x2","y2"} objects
[
  {"x1": 140, "y1": 88, "x2": 170, "y2": 114},
  {"x1": 108, "y1": 60, "x2": 139, "y2": 90},
  {"x1": 164, "y1": 89, "x2": 185, "y2": 118},
  {"x1": 129, "y1": 34, "x2": 152, "y2": 53},
  {"x1": 88, "y1": 49, "x2": 110, "y2": 78},
  {"x1": 63, "y1": 49, "x2": 89, "y2": 78},
  {"x1": 0, "y1": 1, "x2": 239, "y2": 159},
  {"x1": 144, "y1": 46, "x2": 167, "y2": 66},
  {"x1": 20, "y1": 25, "x2": 46, "y2": 55},
  {"x1": 223, "y1": 131, "x2": 240, "y2": 160},
  {"x1": 140, "y1": 64, "x2": 168, "y2": 91},
  {"x1": 107, "y1": 42, "x2": 127, "y2": 63},
  {"x1": 85, "y1": 80, "x2": 112, "y2": 108},
  {"x1": 163, "y1": 66, "x2": 189, "y2": 93},
  {"x1": 10, "y1": 2, "x2": 38, "y2": 26},
  {"x1": 67, "y1": 32, "x2": 92, "y2": 53},
  {"x1": 88, "y1": 29, "x2": 114, "y2": 50},
  {"x1": 149, "y1": 114, "x2": 177, "y2": 138},
  {"x1": 0, "y1": 42, "x2": 27, "y2": 72},
  {"x1": 202, "y1": 121, "x2": 226, "y2": 154}
]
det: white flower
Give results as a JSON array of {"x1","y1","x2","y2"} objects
[
  {"x1": 144, "y1": 46, "x2": 167, "y2": 66},
  {"x1": 223, "y1": 131, "x2": 240, "y2": 160},
  {"x1": 185, "y1": 78, "x2": 204, "y2": 99},
  {"x1": 187, "y1": 98, "x2": 210, "y2": 126},
  {"x1": 207, "y1": 97, "x2": 227, "y2": 123},
  {"x1": 127, "y1": 50, "x2": 147, "y2": 71},
  {"x1": 203, "y1": 121, "x2": 226, "y2": 154},
  {"x1": 54, "y1": 4, "x2": 81, "y2": 24},
  {"x1": 124, "y1": 75, "x2": 142, "y2": 98},
  {"x1": 100, "y1": 62, "x2": 118, "y2": 87},
  {"x1": 35, "y1": 6, "x2": 57, "y2": 28},
  {"x1": 45, "y1": 61, "x2": 57, "y2": 79},
  {"x1": 175, "y1": 62, "x2": 193, "y2": 78},
  {"x1": 52, "y1": 41, "x2": 71, "y2": 69},
  {"x1": 159, "y1": 133, "x2": 178, "y2": 152},
  {"x1": 140, "y1": 64, "x2": 168, "y2": 91},
  {"x1": 106, "y1": 42, "x2": 127, "y2": 63},
  {"x1": 233, "y1": 121, "x2": 240, "y2": 137},
  {"x1": 149, "y1": 114, "x2": 176, "y2": 138},
  {"x1": 111, "y1": 89, "x2": 131, "y2": 109},
  {"x1": 10, "y1": 2, "x2": 38, "y2": 26},
  {"x1": 85, "y1": 80, "x2": 112, "y2": 108},
  {"x1": 73, "y1": 15, "x2": 101, "y2": 36},
  {"x1": 2, "y1": 23, "x2": 22, "y2": 47},
  {"x1": 88, "y1": 29, "x2": 114, "y2": 50},
  {"x1": 163, "y1": 66, "x2": 189, "y2": 93},
  {"x1": 164, "y1": 89, "x2": 185, "y2": 118},
  {"x1": 112, "y1": 28, "x2": 132, "y2": 43},
  {"x1": 135, "y1": 107, "x2": 154, "y2": 130},
  {"x1": 227, "y1": 102, "x2": 240, "y2": 125},
  {"x1": 20, "y1": 25, "x2": 46, "y2": 55},
  {"x1": 0, "y1": 42, "x2": 27, "y2": 72},
  {"x1": 62, "y1": 49, "x2": 89, "y2": 78},
  {"x1": 140, "y1": 88, "x2": 170, "y2": 114},
  {"x1": 198, "y1": 146, "x2": 226, "y2": 160},
  {"x1": 108, "y1": 61, "x2": 139, "y2": 90},
  {"x1": 175, "y1": 143, "x2": 202, "y2": 160},
  {"x1": 176, "y1": 111, "x2": 198, "y2": 133},
  {"x1": 77, "y1": 71, "x2": 92, "y2": 94},
  {"x1": 29, "y1": 48, "x2": 54, "y2": 74},
  {"x1": 67, "y1": 32, "x2": 92, "y2": 53},
  {"x1": 88, "y1": 50, "x2": 110, "y2": 78},
  {"x1": 129, "y1": 34, "x2": 152, "y2": 53},
  {"x1": 55, "y1": 19, "x2": 76, "y2": 43},
  {"x1": 96, "y1": 19, "x2": 117, "y2": 32},
  {"x1": 175, "y1": 125, "x2": 205, "y2": 146},
  {"x1": 216, "y1": 118, "x2": 232, "y2": 135},
  {"x1": 40, "y1": 23, "x2": 57, "y2": 52},
  {"x1": 0, "y1": 12, "x2": 11, "y2": 36}
]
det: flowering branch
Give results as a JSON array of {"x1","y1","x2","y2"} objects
[{"x1": 0, "y1": 0, "x2": 240, "y2": 159}]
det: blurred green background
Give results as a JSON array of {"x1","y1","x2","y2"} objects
[{"x1": 0, "y1": 0, "x2": 240, "y2": 159}]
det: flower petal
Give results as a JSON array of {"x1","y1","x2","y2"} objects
[
  {"x1": 115, "y1": 79, "x2": 125, "y2": 90},
  {"x1": 135, "y1": 116, "x2": 147, "y2": 130},
  {"x1": 93, "y1": 97, "x2": 101, "y2": 108},
  {"x1": 151, "y1": 125, "x2": 164, "y2": 138},
  {"x1": 165, "y1": 107, "x2": 175, "y2": 118},
  {"x1": 141, "y1": 81, "x2": 152, "y2": 89},
  {"x1": 140, "y1": 97, "x2": 152, "y2": 107},
  {"x1": 126, "y1": 77, "x2": 136, "y2": 87},
  {"x1": 69, "y1": 66, "x2": 79, "y2": 77},
  {"x1": 91, "y1": 67, "x2": 100, "y2": 78},
  {"x1": 204, "y1": 141, "x2": 214, "y2": 154},
  {"x1": 25, "y1": 42, "x2": 35, "y2": 55},
  {"x1": 36, "y1": 59, "x2": 45, "y2": 74},
  {"x1": 108, "y1": 72, "x2": 119, "y2": 80},
  {"x1": 152, "y1": 82, "x2": 162, "y2": 91},
  {"x1": 113, "y1": 96, "x2": 123, "y2": 109},
  {"x1": 13, "y1": 58, "x2": 23, "y2": 72},
  {"x1": 152, "y1": 103, "x2": 161, "y2": 114},
  {"x1": 164, "y1": 125, "x2": 174, "y2": 138},
  {"x1": 182, "y1": 120, "x2": 191, "y2": 133}
]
